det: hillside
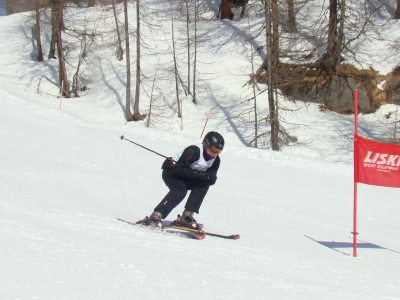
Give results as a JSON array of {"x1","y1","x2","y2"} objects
[{"x1": 1, "y1": 2, "x2": 400, "y2": 299}]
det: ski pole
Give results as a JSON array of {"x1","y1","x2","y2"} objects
[
  {"x1": 200, "y1": 108, "x2": 212, "y2": 138},
  {"x1": 119, "y1": 135, "x2": 170, "y2": 160}
]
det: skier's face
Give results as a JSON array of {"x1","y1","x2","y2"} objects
[{"x1": 205, "y1": 146, "x2": 219, "y2": 158}]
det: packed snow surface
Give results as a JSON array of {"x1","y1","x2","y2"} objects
[{"x1": 1, "y1": 2, "x2": 400, "y2": 299}]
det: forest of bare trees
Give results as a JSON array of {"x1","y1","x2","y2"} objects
[{"x1": 8, "y1": 0, "x2": 400, "y2": 150}]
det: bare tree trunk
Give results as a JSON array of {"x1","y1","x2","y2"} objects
[
  {"x1": 48, "y1": 7, "x2": 57, "y2": 59},
  {"x1": 326, "y1": 0, "x2": 344, "y2": 72},
  {"x1": 133, "y1": 0, "x2": 144, "y2": 120},
  {"x1": 265, "y1": 0, "x2": 279, "y2": 150},
  {"x1": 35, "y1": 0, "x2": 44, "y2": 62},
  {"x1": 185, "y1": 0, "x2": 191, "y2": 95},
  {"x1": 171, "y1": 12, "x2": 182, "y2": 119},
  {"x1": 271, "y1": 0, "x2": 279, "y2": 151},
  {"x1": 111, "y1": 0, "x2": 123, "y2": 60},
  {"x1": 337, "y1": 0, "x2": 345, "y2": 57},
  {"x1": 71, "y1": 32, "x2": 92, "y2": 97},
  {"x1": 240, "y1": 5, "x2": 246, "y2": 19},
  {"x1": 395, "y1": 0, "x2": 400, "y2": 19},
  {"x1": 287, "y1": 0, "x2": 297, "y2": 33},
  {"x1": 123, "y1": 0, "x2": 134, "y2": 121},
  {"x1": 327, "y1": 0, "x2": 338, "y2": 59},
  {"x1": 50, "y1": 0, "x2": 70, "y2": 98},
  {"x1": 146, "y1": 65, "x2": 159, "y2": 128},
  {"x1": 6, "y1": 0, "x2": 13, "y2": 15},
  {"x1": 271, "y1": 0, "x2": 279, "y2": 63},
  {"x1": 220, "y1": 0, "x2": 233, "y2": 20},
  {"x1": 249, "y1": 30, "x2": 258, "y2": 148},
  {"x1": 192, "y1": 0, "x2": 198, "y2": 104}
]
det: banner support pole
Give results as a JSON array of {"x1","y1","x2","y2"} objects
[{"x1": 353, "y1": 89, "x2": 359, "y2": 257}]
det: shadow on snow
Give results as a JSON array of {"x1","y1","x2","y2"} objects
[{"x1": 304, "y1": 235, "x2": 400, "y2": 256}]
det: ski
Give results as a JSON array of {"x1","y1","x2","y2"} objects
[
  {"x1": 117, "y1": 218, "x2": 205, "y2": 240},
  {"x1": 167, "y1": 224, "x2": 240, "y2": 240}
]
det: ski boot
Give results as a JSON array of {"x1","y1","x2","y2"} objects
[
  {"x1": 172, "y1": 211, "x2": 201, "y2": 230},
  {"x1": 137, "y1": 211, "x2": 165, "y2": 229}
]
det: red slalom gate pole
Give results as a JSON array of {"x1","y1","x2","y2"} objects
[
  {"x1": 353, "y1": 89, "x2": 359, "y2": 257},
  {"x1": 200, "y1": 108, "x2": 212, "y2": 138}
]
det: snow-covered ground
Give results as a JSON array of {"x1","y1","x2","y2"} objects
[{"x1": 1, "y1": 2, "x2": 400, "y2": 299}]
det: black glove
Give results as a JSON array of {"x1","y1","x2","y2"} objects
[
  {"x1": 192, "y1": 170, "x2": 210, "y2": 181},
  {"x1": 207, "y1": 170, "x2": 217, "y2": 184},
  {"x1": 161, "y1": 158, "x2": 175, "y2": 170}
]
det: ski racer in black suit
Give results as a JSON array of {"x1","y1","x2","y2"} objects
[{"x1": 138, "y1": 131, "x2": 224, "y2": 229}]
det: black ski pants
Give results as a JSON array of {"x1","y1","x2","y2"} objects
[{"x1": 154, "y1": 169, "x2": 211, "y2": 218}]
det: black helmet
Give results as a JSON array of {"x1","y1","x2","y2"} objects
[{"x1": 203, "y1": 131, "x2": 224, "y2": 153}]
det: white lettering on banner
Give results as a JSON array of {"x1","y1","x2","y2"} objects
[
  {"x1": 363, "y1": 163, "x2": 376, "y2": 168},
  {"x1": 363, "y1": 151, "x2": 400, "y2": 167},
  {"x1": 364, "y1": 151, "x2": 380, "y2": 164},
  {"x1": 377, "y1": 165, "x2": 399, "y2": 171}
]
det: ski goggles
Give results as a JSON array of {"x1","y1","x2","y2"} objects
[{"x1": 209, "y1": 146, "x2": 223, "y2": 154}]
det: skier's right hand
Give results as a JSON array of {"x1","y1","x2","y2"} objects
[
  {"x1": 192, "y1": 170, "x2": 210, "y2": 181},
  {"x1": 207, "y1": 170, "x2": 217, "y2": 185}
]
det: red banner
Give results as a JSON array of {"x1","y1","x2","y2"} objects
[{"x1": 356, "y1": 135, "x2": 400, "y2": 188}]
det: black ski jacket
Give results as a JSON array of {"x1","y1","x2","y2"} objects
[{"x1": 161, "y1": 145, "x2": 220, "y2": 184}]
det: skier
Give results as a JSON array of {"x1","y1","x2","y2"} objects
[{"x1": 138, "y1": 131, "x2": 224, "y2": 230}]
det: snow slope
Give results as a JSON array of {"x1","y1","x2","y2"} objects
[{"x1": 1, "y1": 3, "x2": 400, "y2": 300}]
